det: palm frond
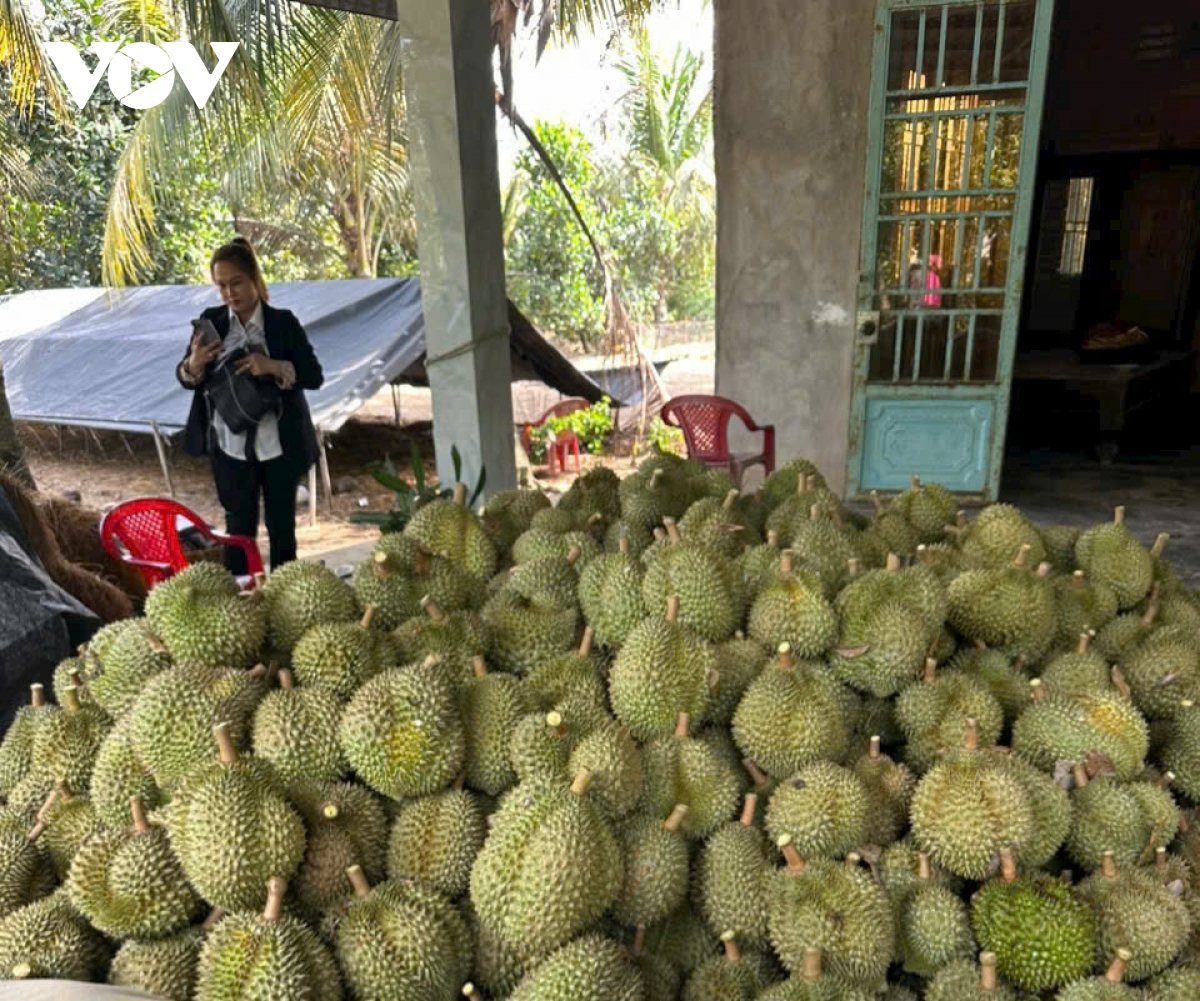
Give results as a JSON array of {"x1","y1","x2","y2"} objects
[{"x1": 0, "y1": 0, "x2": 67, "y2": 117}]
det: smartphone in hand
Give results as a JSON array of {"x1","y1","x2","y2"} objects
[{"x1": 191, "y1": 317, "x2": 221, "y2": 347}]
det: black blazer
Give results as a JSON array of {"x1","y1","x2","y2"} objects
[{"x1": 176, "y1": 301, "x2": 324, "y2": 473}]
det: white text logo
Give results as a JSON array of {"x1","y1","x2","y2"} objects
[{"x1": 45, "y1": 41, "x2": 240, "y2": 110}]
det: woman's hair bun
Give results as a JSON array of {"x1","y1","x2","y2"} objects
[{"x1": 231, "y1": 236, "x2": 252, "y2": 248}]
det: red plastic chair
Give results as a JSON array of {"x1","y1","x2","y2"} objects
[
  {"x1": 520, "y1": 397, "x2": 591, "y2": 475},
  {"x1": 659, "y1": 394, "x2": 776, "y2": 489},
  {"x1": 99, "y1": 497, "x2": 263, "y2": 591}
]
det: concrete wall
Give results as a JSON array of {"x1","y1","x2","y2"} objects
[{"x1": 713, "y1": 0, "x2": 876, "y2": 495}]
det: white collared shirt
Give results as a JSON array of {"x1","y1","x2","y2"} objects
[{"x1": 211, "y1": 302, "x2": 283, "y2": 462}]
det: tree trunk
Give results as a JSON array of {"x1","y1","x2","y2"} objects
[{"x1": 0, "y1": 363, "x2": 35, "y2": 490}]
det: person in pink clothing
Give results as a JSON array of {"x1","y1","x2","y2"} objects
[{"x1": 916, "y1": 253, "x2": 943, "y2": 307}]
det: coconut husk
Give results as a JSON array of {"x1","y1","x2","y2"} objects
[
  {"x1": 0, "y1": 473, "x2": 133, "y2": 624},
  {"x1": 38, "y1": 495, "x2": 148, "y2": 603}
]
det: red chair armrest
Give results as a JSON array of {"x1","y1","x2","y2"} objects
[
  {"x1": 210, "y1": 532, "x2": 265, "y2": 575},
  {"x1": 761, "y1": 426, "x2": 776, "y2": 474},
  {"x1": 121, "y1": 557, "x2": 174, "y2": 573}
]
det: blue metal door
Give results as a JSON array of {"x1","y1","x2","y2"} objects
[{"x1": 846, "y1": 0, "x2": 1055, "y2": 500}]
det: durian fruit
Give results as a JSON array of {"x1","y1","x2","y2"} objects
[
  {"x1": 468, "y1": 769, "x2": 622, "y2": 963},
  {"x1": 37, "y1": 783, "x2": 103, "y2": 881},
  {"x1": 567, "y1": 718, "x2": 644, "y2": 819},
  {"x1": 971, "y1": 848, "x2": 1097, "y2": 992},
  {"x1": 910, "y1": 719, "x2": 1034, "y2": 880},
  {"x1": 889, "y1": 475, "x2": 958, "y2": 545},
  {"x1": 947, "y1": 546, "x2": 1058, "y2": 662},
  {"x1": 260, "y1": 559, "x2": 359, "y2": 658},
  {"x1": 849, "y1": 736, "x2": 915, "y2": 846},
  {"x1": 765, "y1": 846, "x2": 894, "y2": 988},
  {"x1": 604, "y1": 518, "x2": 655, "y2": 559},
  {"x1": 746, "y1": 552, "x2": 837, "y2": 658},
  {"x1": 1067, "y1": 768, "x2": 1180, "y2": 871},
  {"x1": 764, "y1": 761, "x2": 869, "y2": 860},
  {"x1": 620, "y1": 461, "x2": 693, "y2": 530},
  {"x1": 1054, "y1": 571, "x2": 1119, "y2": 647},
  {"x1": 611, "y1": 803, "x2": 691, "y2": 927},
  {"x1": 166, "y1": 723, "x2": 306, "y2": 913},
  {"x1": 511, "y1": 526, "x2": 602, "y2": 567},
  {"x1": 578, "y1": 534, "x2": 647, "y2": 649},
  {"x1": 53, "y1": 657, "x2": 100, "y2": 711},
  {"x1": 387, "y1": 783, "x2": 485, "y2": 899},
  {"x1": 1095, "y1": 593, "x2": 1162, "y2": 662},
  {"x1": 404, "y1": 482, "x2": 499, "y2": 583},
  {"x1": 128, "y1": 663, "x2": 269, "y2": 790},
  {"x1": 525, "y1": 627, "x2": 608, "y2": 711},
  {"x1": 194, "y1": 877, "x2": 343, "y2": 1001},
  {"x1": 761, "y1": 460, "x2": 827, "y2": 510},
  {"x1": 984, "y1": 749, "x2": 1072, "y2": 868},
  {"x1": 642, "y1": 518, "x2": 745, "y2": 642},
  {"x1": 1078, "y1": 854, "x2": 1189, "y2": 982},
  {"x1": 1161, "y1": 699, "x2": 1200, "y2": 800},
  {"x1": 0, "y1": 685, "x2": 52, "y2": 799},
  {"x1": 83, "y1": 618, "x2": 173, "y2": 718},
  {"x1": 1041, "y1": 633, "x2": 1115, "y2": 697},
  {"x1": 958, "y1": 504, "x2": 1047, "y2": 568},
  {"x1": 644, "y1": 903, "x2": 722, "y2": 977},
  {"x1": 863, "y1": 491, "x2": 920, "y2": 559},
  {"x1": 1075, "y1": 507, "x2": 1154, "y2": 611},
  {"x1": 460, "y1": 657, "x2": 537, "y2": 796},
  {"x1": 736, "y1": 531, "x2": 784, "y2": 603},
  {"x1": 288, "y1": 779, "x2": 389, "y2": 916},
  {"x1": 696, "y1": 794, "x2": 771, "y2": 949},
  {"x1": 251, "y1": 668, "x2": 347, "y2": 785},
  {"x1": 709, "y1": 632, "x2": 768, "y2": 726},
  {"x1": 506, "y1": 932, "x2": 646, "y2": 1001},
  {"x1": 353, "y1": 536, "x2": 477, "y2": 630},
  {"x1": 896, "y1": 659, "x2": 1004, "y2": 772},
  {"x1": 481, "y1": 487, "x2": 552, "y2": 556},
  {"x1": 0, "y1": 887, "x2": 107, "y2": 983},
  {"x1": 1146, "y1": 964, "x2": 1200, "y2": 1001},
  {"x1": 1042, "y1": 524, "x2": 1083, "y2": 573},
  {"x1": 764, "y1": 475, "x2": 843, "y2": 546},
  {"x1": 30, "y1": 684, "x2": 110, "y2": 795},
  {"x1": 897, "y1": 852, "x2": 975, "y2": 976},
  {"x1": 510, "y1": 711, "x2": 573, "y2": 784},
  {"x1": 640, "y1": 713, "x2": 740, "y2": 840},
  {"x1": 679, "y1": 489, "x2": 761, "y2": 559},
  {"x1": 925, "y1": 952, "x2": 1016, "y2": 1001},
  {"x1": 90, "y1": 720, "x2": 162, "y2": 828},
  {"x1": 0, "y1": 816, "x2": 54, "y2": 920},
  {"x1": 1120, "y1": 625, "x2": 1200, "y2": 719},
  {"x1": 753, "y1": 946, "x2": 876, "y2": 1001},
  {"x1": 1055, "y1": 949, "x2": 1140, "y2": 1001},
  {"x1": 609, "y1": 596, "x2": 719, "y2": 741},
  {"x1": 290, "y1": 606, "x2": 394, "y2": 701},
  {"x1": 339, "y1": 657, "x2": 466, "y2": 799},
  {"x1": 481, "y1": 584, "x2": 580, "y2": 676},
  {"x1": 683, "y1": 932, "x2": 764, "y2": 1001},
  {"x1": 66, "y1": 794, "x2": 199, "y2": 939},
  {"x1": 946, "y1": 645, "x2": 1030, "y2": 726},
  {"x1": 1013, "y1": 681, "x2": 1150, "y2": 780},
  {"x1": 509, "y1": 547, "x2": 585, "y2": 613},
  {"x1": 627, "y1": 928, "x2": 683, "y2": 1001},
  {"x1": 731, "y1": 643, "x2": 850, "y2": 778},
  {"x1": 144, "y1": 563, "x2": 267, "y2": 668},
  {"x1": 779, "y1": 505, "x2": 857, "y2": 598},
  {"x1": 108, "y1": 921, "x2": 210, "y2": 1000},
  {"x1": 394, "y1": 597, "x2": 490, "y2": 691}
]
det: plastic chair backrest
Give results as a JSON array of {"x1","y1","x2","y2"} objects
[
  {"x1": 98, "y1": 498, "x2": 205, "y2": 586},
  {"x1": 660, "y1": 395, "x2": 753, "y2": 464}
]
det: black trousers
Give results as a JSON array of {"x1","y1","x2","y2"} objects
[{"x1": 209, "y1": 448, "x2": 303, "y2": 574}]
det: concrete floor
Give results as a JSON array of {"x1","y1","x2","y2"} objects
[{"x1": 1001, "y1": 445, "x2": 1200, "y2": 587}]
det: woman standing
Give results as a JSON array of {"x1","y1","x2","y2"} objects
[{"x1": 177, "y1": 237, "x2": 324, "y2": 574}]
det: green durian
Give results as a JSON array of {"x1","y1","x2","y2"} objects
[
  {"x1": 611, "y1": 804, "x2": 691, "y2": 928},
  {"x1": 642, "y1": 520, "x2": 745, "y2": 642},
  {"x1": 144, "y1": 563, "x2": 266, "y2": 669},
  {"x1": 393, "y1": 598, "x2": 490, "y2": 691},
  {"x1": 896, "y1": 660, "x2": 1004, "y2": 772},
  {"x1": 352, "y1": 537, "x2": 477, "y2": 630},
  {"x1": 387, "y1": 786, "x2": 485, "y2": 900},
  {"x1": 507, "y1": 933, "x2": 645, "y2": 1001},
  {"x1": 696, "y1": 794, "x2": 771, "y2": 949},
  {"x1": 746, "y1": 553, "x2": 837, "y2": 658},
  {"x1": 849, "y1": 735, "x2": 915, "y2": 846},
  {"x1": 764, "y1": 761, "x2": 870, "y2": 861},
  {"x1": 1120, "y1": 625, "x2": 1200, "y2": 720},
  {"x1": 251, "y1": 668, "x2": 347, "y2": 785},
  {"x1": 404, "y1": 484, "x2": 499, "y2": 583},
  {"x1": 90, "y1": 721, "x2": 163, "y2": 829},
  {"x1": 84, "y1": 618, "x2": 173, "y2": 718},
  {"x1": 1054, "y1": 571, "x2": 1119, "y2": 646},
  {"x1": 578, "y1": 540, "x2": 647, "y2": 648},
  {"x1": 460, "y1": 658, "x2": 537, "y2": 797},
  {"x1": 0, "y1": 685, "x2": 53, "y2": 799},
  {"x1": 567, "y1": 719, "x2": 644, "y2": 820},
  {"x1": 108, "y1": 924, "x2": 207, "y2": 1000},
  {"x1": 1013, "y1": 684, "x2": 1150, "y2": 780},
  {"x1": 897, "y1": 854, "x2": 974, "y2": 976},
  {"x1": 30, "y1": 685, "x2": 110, "y2": 796},
  {"x1": 640, "y1": 713, "x2": 741, "y2": 840},
  {"x1": 1075, "y1": 507, "x2": 1154, "y2": 611},
  {"x1": 0, "y1": 887, "x2": 107, "y2": 983},
  {"x1": 260, "y1": 559, "x2": 359, "y2": 657},
  {"x1": 1067, "y1": 771, "x2": 1180, "y2": 871},
  {"x1": 925, "y1": 953, "x2": 1016, "y2": 1001}
]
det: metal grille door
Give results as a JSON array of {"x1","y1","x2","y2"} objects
[{"x1": 847, "y1": 0, "x2": 1054, "y2": 499}]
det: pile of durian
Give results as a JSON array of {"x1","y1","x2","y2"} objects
[{"x1": 3, "y1": 452, "x2": 1200, "y2": 1001}]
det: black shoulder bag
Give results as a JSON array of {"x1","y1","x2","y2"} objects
[{"x1": 204, "y1": 345, "x2": 283, "y2": 435}]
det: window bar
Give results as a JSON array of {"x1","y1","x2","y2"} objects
[
  {"x1": 970, "y1": 3, "x2": 984, "y2": 85},
  {"x1": 943, "y1": 316, "x2": 957, "y2": 380},
  {"x1": 893, "y1": 315, "x2": 907, "y2": 383},
  {"x1": 993, "y1": 1, "x2": 1007, "y2": 84},
  {"x1": 935, "y1": 6, "x2": 949, "y2": 86},
  {"x1": 915, "y1": 10, "x2": 928, "y2": 90},
  {"x1": 963, "y1": 313, "x2": 978, "y2": 380},
  {"x1": 972, "y1": 113, "x2": 998, "y2": 290},
  {"x1": 914, "y1": 218, "x2": 933, "y2": 381},
  {"x1": 912, "y1": 313, "x2": 926, "y2": 382}
]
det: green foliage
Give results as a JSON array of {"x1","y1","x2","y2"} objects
[
  {"x1": 643, "y1": 416, "x2": 683, "y2": 456},
  {"x1": 351, "y1": 443, "x2": 486, "y2": 535},
  {"x1": 528, "y1": 396, "x2": 614, "y2": 462}
]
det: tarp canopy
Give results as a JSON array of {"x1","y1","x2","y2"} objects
[{"x1": 0, "y1": 279, "x2": 612, "y2": 436}]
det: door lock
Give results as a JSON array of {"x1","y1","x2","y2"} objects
[{"x1": 856, "y1": 310, "x2": 880, "y2": 345}]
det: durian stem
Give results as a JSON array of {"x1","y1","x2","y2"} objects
[
  {"x1": 29, "y1": 684, "x2": 43, "y2": 709},
  {"x1": 1072, "y1": 570, "x2": 1086, "y2": 590},
  {"x1": 767, "y1": 530, "x2": 779, "y2": 548},
  {"x1": 35, "y1": 789, "x2": 59, "y2": 824},
  {"x1": 964, "y1": 717, "x2": 979, "y2": 752},
  {"x1": 886, "y1": 553, "x2": 900, "y2": 572},
  {"x1": 1111, "y1": 666, "x2": 1131, "y2": 700},
  {"x1": 845, "y1": 852, "x2": 861, "y2": 869},
  {"x1": 980, "y1": 952, "x2": 999, "y2": 991},
  {"x1": 587, "y1": 512, "x2": 605, "y2": 529},
  {"x1": 632, "y1": 925, "x2": 646, "y2": 957},
  {"x1": 1156, "y1": 847, "x2": 1169, "y2": 872},
  {"x1": 649, "y1": 468, "x2": 665, "y2": 493},
  {"x1": 802, "y1": 948, "x2": 823, "y2": 982},
  {"x1": 619, "y1": 534, "x2": 630, "y2": 556},
  {"x1": 62, "y1": 686, "x2": 81, "y2": 713},
  {"x1": 721, "y1": 933, "x2": 741, "y2": 963},
  {"x1": 1113, "y1": 506, "x2": 1125, "y2": 526},
  {"x1": 421, "y1": 596, "x2": 446, "y2": 623},
  {"x1": 780, "y1": 550, "x2": 795, "y2": 575},
  {"x1": 129, "y1": 797, "x2": 149, "y2": 833},
  {"x1": 566, "y1": 545, "x2": 583, "y2": 566},
  {"x1": 579, "y1": 628, "x2": 595, "y2": 658},
  {"x1": 1077, "y1": 633, "x2": 1091, "y2": 655},
  {"x1": 10, "y1": 964, "x2": 31, "y2": 980},
  {"x1": 546, "y1": 712, "x2": 567, "y2": 738},
  {"x1": 213, "y1": 723, "x2": 238, "y2": 766},
  {"x1": 707, "y1": 669, "x2": 722, "y2": 695},
  {"x1": 1013, "y1": 544, "x2": 1031, "y2": 568},
  {"x1": 664, "y1": 518, "x2": 681, "y2": 545},
  {"x1": 809, "y1": 503, "x2": 822, "y2": 522},
  {"x1": 957, "y1": 510, "x2": 969, "y2": 529},
  {"x1": 1029, "y1": 679, "x2": 1046, "y2": 702},
  {"x1": 911, "y1": 474, "x2": 921, "y2": 490},
  {"x1": 570, "y1": 769, "x2": 594, "y2": 796},
  {"x1": 471, "y1": 656, "x2": 488, "y2": 678},
  {"x1": 453, "y1": 483, "x2": 467, "y2": 506},
  {"x1": 871, "y1": 490, "x2": 884, "y2": 515},
  {"x1": 1072, "y1": 763, "x2": 1090, "y2": 788},
  {"x1": 147, "y1": 634, "x2": 169, "y2": 654},
  {"x1": 278, "y1": 669, "x2": 295, "y2": 691},
  {"x1": 373, "y1": 551, "x2": 395, "y2": 579},
  {"x1": 743, "y1": 759, "x2": 770, "y2": 788},
  {"x1": 923, "y1": 658, "x2": 937, "y2": 684},
  {"x1": 413, "y1": 548, "x2": 431, "y2": 577},
  {"x1": 346, "y1": 865, "x2": 371, "y2": 897},
  {"x1": 674, "y1": 713, "x2": 691, "y2": 738},
  {"x1": 868, "y1": 736, "x2": 881, "y2": 760},
  {"x1": 25, "y1": 822, "x2": 44, "y2": 842},
  {"x1": 322, "y1": 801, "x2": 341, "y2": 820},
  {"x1": 999, "y1": 849, "x2": 1017, "y2": 882},
  {"x1": 1152, "y1": 533, "x2": 1170, "y2": 559},
  {"x1": 722, "y1": 489, "x2": 739, "y2": 512},
  {"x1": 1105, "y1": 949, "x2": 1132, "y2": 983},
  {"x1": 202, "y1": 907, "x2": 226, "y2": 932},
  {"x1": 777, "y1": 644, "x2": 794, "y2": 671},
  {"x1": 740, "y1": 794, "x2": 758, "y2": 827},
  {"x1": 247, "y1": 664, "x2": 269, "y2": 680},
  {"x1": 1101, "y1": 852, "x2": 1118, "y2": 879},
  {"x1": 847, "y1": 558, "x2": 860, "y2": 578},
  {"x1": 1142, "y1": 601, "x2": 1160, "y2": 626},
  {"x1": 665, "y1": 594, "x2": 681, "y2": 624},
  {"x1": 917, "y1": 853, "x2": 932, "y2": 880},
  {"x1": 797, "y1": 474, "x2": 810, "y2": 497},
  {"x1": 462, "y1": 983, "x2": 483, "y2": 1001},
  {"x1": 67, "y1": 669, "x2": 82, "y2": 691},
  {"x1": 1157, "y1": 771, "x2": 1175, "y2": 790},
  {"x1": 263, "y1": 878, "x2": 286, "y2": 922},
  {"x1": 653, "y1": 528, "x2": 667, "y2": 542},
  {"x1": 1035, "y1": 562, "x2": 1053, "y2": 579},
  {"x1": 779, "y1": 837, "x2": 806, "y2": 874},
  {"x1": 662, "y1": 804, "x2": 689, "y2": 833}
]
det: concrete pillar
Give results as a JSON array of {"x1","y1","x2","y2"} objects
[
  {"x1": 713, "y1": 0, "x2": 876, "y2": 496},
  {"x1": 396, "y1": 0, "x2": 516, "y2": 496}
]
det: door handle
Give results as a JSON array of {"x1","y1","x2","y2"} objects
[{"x1": 856, "y1": 310, "x2": 880, "y2": 345}]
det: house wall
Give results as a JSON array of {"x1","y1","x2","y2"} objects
[{"x1": 712, "y1": 0, "x2": 877, "y2": 494}]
